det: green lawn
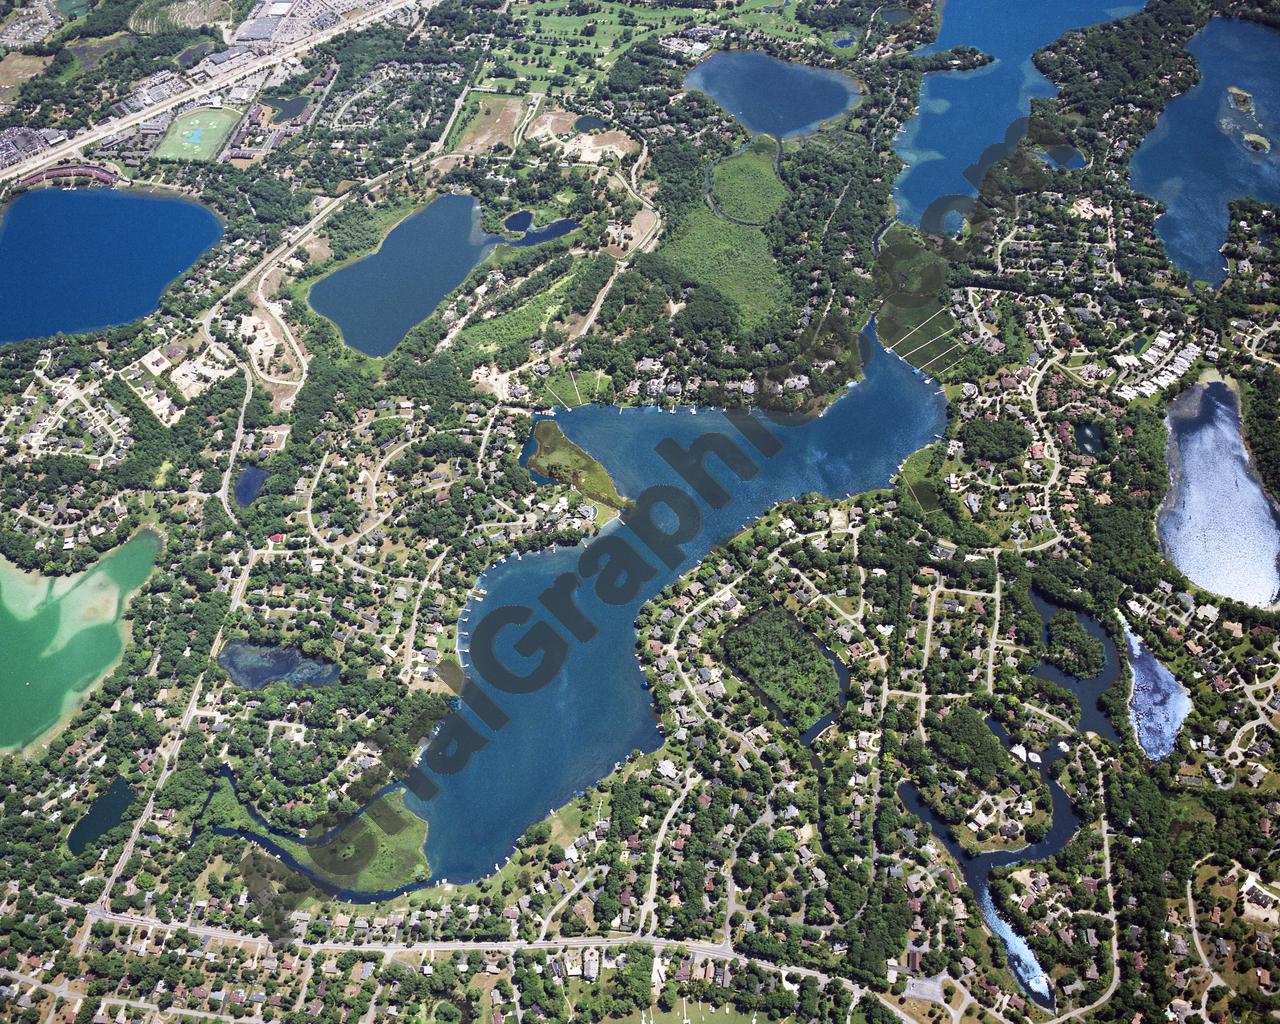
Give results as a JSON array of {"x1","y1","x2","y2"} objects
[
  {"x1": 712, "y1": 137, "x2": 787, "y2": 224},
  {"x1": 271, "y1": 790, "x2": 430, "y2": 894},
  {"x1": 661, "y1": 207, "x2": 786, "y2": 328},
  {"x1": 155, "y1": 106, "x2": 242, "y2": 161}
]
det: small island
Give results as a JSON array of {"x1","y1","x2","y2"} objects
[
  {"x1": 1227, "y1": 84, "x2": 1255, "y2": 114},
  {"x1": 1243, "y1": 131, "x2": 1272, "y2": 153}
]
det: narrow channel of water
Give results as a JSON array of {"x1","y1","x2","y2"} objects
[{"x1": 900, "y1": 717, "x2": 1078, "y2": 1008}]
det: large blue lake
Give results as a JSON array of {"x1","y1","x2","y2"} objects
[
  {"x1": 684, "y1": 51, "x2": 861, "y2": 138},
  {"x1": 309, "y1": 194, "x2": 576, "y2": 357},
  {"x1": 408, "y1": 335, "x2": 946, "y2": 883},
  {"x1": 894, "y1": 0, "x2": 1143, "y2": 230},
  {"x1": 1158, "y1": 381, "x2": 1280, "y2": 607},
  {"x1": 0, "y1": 188, "x2": 222, "y2": 345},
  {"x1": 1129, "y1": 18, "x2": 1280, "y2": 286}
]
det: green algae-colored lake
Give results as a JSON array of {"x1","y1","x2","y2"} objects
[{"x1": 0, "y1": 531, "x2": 161, "y2": 751}]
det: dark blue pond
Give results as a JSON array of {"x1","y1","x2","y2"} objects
[
  {"x1": 505, "y1": 210, "x2": 534, "y2": 232},
  {"x1": 310, "y1": 194, "x2": 576, "y2": 356},
  {"x1": 1129, "y1": 18, "x2": 1280, "y2": 286},
  {"x1": 409, "y1": 330, "x2": 945, "y2": 884},
  {"x1": 685, "y1": 50, "x2": 860, "y2": 138},
  {"x1": 218, "y1": 640, "x2": 341, "y2": 689},
  {"x1": 234, "y1": 466, "x2": 271, "y2": 506},
  {"x1": 1036, "y1": 145, "x2": 1086, "y2": 170},
  {"x1": 894, "y1": 0, "x2": 1143, "y2": 231},
  {"x1": 68, "y1": 778, "x2": 136, "y2": 856},
  {"x1": 1074, "y1": 421, "x2": 1104, "y2": 455},
  {"x1": 575, "y1": 115, "x2": 608, "y2": 132},
  {"x1": 0, "y1": 188, "x2": 222, "y2": 345}
]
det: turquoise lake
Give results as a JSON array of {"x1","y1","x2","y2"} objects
[
  {"x1": 684, "y1": 51, "x2": 861, "y2": 138},
  {"x1": 409, "y1": 334, "x2": 946, "y2": 884},
  {"x1": 0, "y1": 188, "x2": 222, "y2": 345},
  {"x1": 1129, "y1": 17, "x2": 1280, "y2": 286},
  {"x1": 894, "y1": 0, "x2": 1143, "y2": 231},
  {"x1": 309, "y1": 194, "x2": 576, "y2": 357}
]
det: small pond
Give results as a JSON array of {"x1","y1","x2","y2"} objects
[
  {"x1": 218, "y1": 640, "x2": 342, "y2": 689},
  {"x1": 1035, "y1": 145, "x2": 1086, "y2": 170},
  {"x1": 1074, "y1": 421, "x2": 1104, "y2": 455},
  {"x1": 234, "y1": 466, "x2": 271, "y2": 507},
  {"x1": 574, "y1": 115, "x2": 608, "y2": 133},
  {"x1": 68, "y1": 778, "x2": 136, "y2": 856},
  {"x1": 1123, "y1": 621, "x2": 1191, "y2": 761}
]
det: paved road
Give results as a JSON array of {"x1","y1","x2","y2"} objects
[{"x1": 0, "y1": 0, "x2": 433, "y2": 185}]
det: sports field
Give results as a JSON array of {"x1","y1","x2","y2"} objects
[{"x1": 155, "y1": 106, "x2": 241, "y2": 161}]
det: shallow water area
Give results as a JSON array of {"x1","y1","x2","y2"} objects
[
  {"x1": 0, "y1": 531, "x2": 161, "y2": 750},
  {"x1": 0, "y1": 188, "x2": 222, "y2": 344},
  {"x1": 1157, "y1": 381, "x2": 1280, "y2": 606}
]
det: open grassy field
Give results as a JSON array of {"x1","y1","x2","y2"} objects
[
  {"x1": 898, "y1": 443, "x2": 943, "y2": 513},
  {"x1": 661, "y1": 207, "x2": 786, "y2": 328},
  {"x1": 711, "y1": 137, "x2": 787, "y2": 224},
  {"x1": 275, "y1": 790, "x2": 429, "y2": 893},
  {"x1": 0, "y1": 53, "x2": 52, "y2": 101},
  {"x1": 527, "y1": 419, "x2": 628, "y2": 509},
  {"x1": 449, "y1": 92, "x2": 525, "y2": 154},
  {"x1": 156, "y1": 106, "x2": 241, "y2": 161}
]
